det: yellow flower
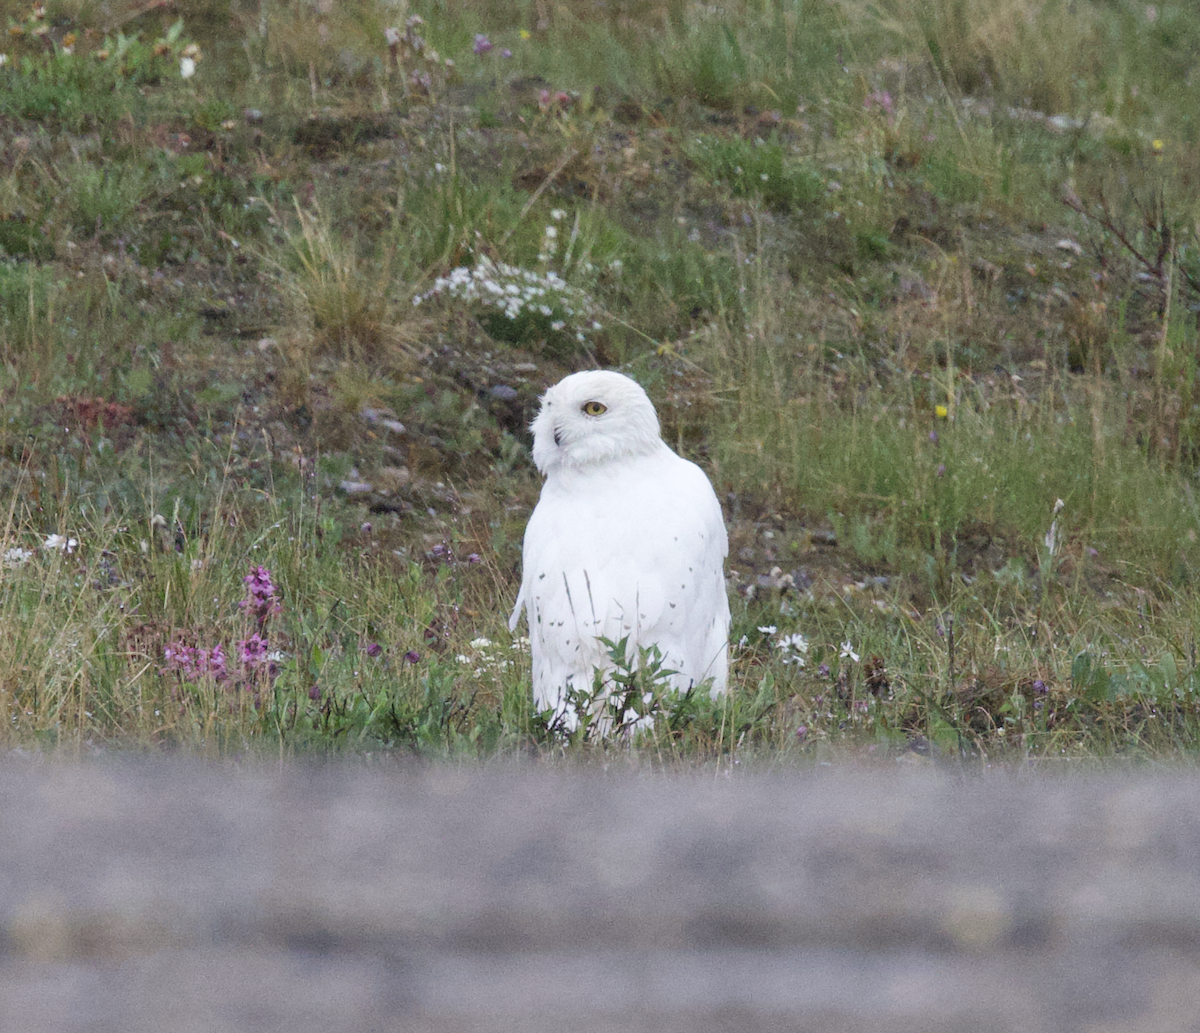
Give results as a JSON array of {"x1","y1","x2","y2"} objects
[
  {"x1": 934, "y1": 404, "x2": 949, "y2": 418},
  {"x1": 519, "y1": 29, "x2": 531, "y2": 39},
  {"x1": 1152, "y1": 138, "x2": 1164, "y2": 151}
]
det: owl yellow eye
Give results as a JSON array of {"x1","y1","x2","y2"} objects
[{"x1": 582, "y1": 400, "x2": 607, "y2": 416}]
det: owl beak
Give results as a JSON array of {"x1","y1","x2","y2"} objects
[{"x1": 553, "y1": 426, "x2": 563, "y2": 447}]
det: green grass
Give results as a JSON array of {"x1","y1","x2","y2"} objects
[{"x1": 1, "y1": 0, "x2": 1200, "y2": 764}]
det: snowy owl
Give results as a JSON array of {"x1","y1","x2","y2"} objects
[{"x1": 509, "y1": 370, "x2": 730, "y2": 731}]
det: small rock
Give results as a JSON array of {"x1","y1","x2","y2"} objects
[
  {"x1": 244, "y1": 108, "x2": 263, "y2": 123},
  {"x1": 489, "y1": 385, "x2": 518, "y2": 401},
  {"x1": 1046, "y1": 114, "x2": 1083, "y2": 131},
  {"x1": 361, "y1": 409, "x2": 406, "y2": 435},
  {"x1": 339, "y1": 480, "x2": 373, "y2": 495}
]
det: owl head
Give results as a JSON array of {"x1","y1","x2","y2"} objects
[{"x1": 531, "y1": 370, "x2": 663, "y2": 473}]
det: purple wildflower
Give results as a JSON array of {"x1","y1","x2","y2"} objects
[
  {"x1": 365, "y1": 642, "x2": 383, "y2": 658},
  {"x1": 473, "y1": 34, "x2": 493, "y2": 55},
  {"x1": 404, "y1": 650, "x2": 421, "y2": 664},
  {"x1": 240, "y1": 565, "x2": 281, "y2": 626},
  {"x1": 208, "y1": 643, "x2": 229, "y2": 681},
  {"x1": 238, "y1": 633, "x2": 270, "y2": 668},
  {"x1": 163, "y1": 641, "x2": 228, "y2": 683}
]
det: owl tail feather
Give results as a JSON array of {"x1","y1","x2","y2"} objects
[{"x1": 508, "y1": 587, "x2": 525, "y2": 632}]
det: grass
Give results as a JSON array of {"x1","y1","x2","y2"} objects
[{"x1": 1, "y1": 0, "x2": 1200, "y2": 765}]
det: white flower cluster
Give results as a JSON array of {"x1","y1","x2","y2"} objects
[
  {"x1": 414, "y1": 257, "x2": 602, "y2": 345},
  {"x1": 457, "y1": 635, "x2": 530, "y2": 677},
  {"x1": 2, "y1": 533, "x2": 81, "y2": 567},
  {"x1": 776, "y1": 632, "x2": 810, "y2": 666},
  {"x1": 3, "y1": 545, "x2": 32, "y2": 567},
  {"x1": 750, "y1": 626, "x2": 812, "y2": 667}
]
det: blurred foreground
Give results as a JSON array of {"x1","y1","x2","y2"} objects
[{"x1": 1, "y1": 759, "x2": 1196, "y2": 1032}]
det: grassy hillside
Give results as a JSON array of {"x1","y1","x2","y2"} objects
[{"x1": 2, "y1": 0, "x2": 1200, "y2": 762}]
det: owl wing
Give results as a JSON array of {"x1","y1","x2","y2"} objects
[{"x1": 514, "y1": 451, "x2": 729, "y2": 714}]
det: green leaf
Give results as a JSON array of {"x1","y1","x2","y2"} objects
[{"x1": 1160, "y1": 652, "x2": 1178, "y2": 689}]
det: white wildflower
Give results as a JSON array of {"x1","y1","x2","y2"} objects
[
  {"x1": 413, "y1": 256, "x2": 602, "y2": 345},
  {"x1": 839, "y1": 641, "x2": 860, "y2": 663},
  {"x1": 43, "y1": 534, "x2": 78, "y2": 553},
  {"x1": 757, "y1": 625, "x2": 777, "y2": 636},
  {"x1": 776, "y1": 633, "x2": 809, "y2": 666},
  {"x1": 3, "y1": 546, "x2": 32, "y2": 566},
  {"x1": 180, "y1": 56, "x2": 196, "y2": 79}
]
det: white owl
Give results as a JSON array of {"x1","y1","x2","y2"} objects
[{"x1": 509, "y1": 370, "x2": 731, "y2": 731}]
